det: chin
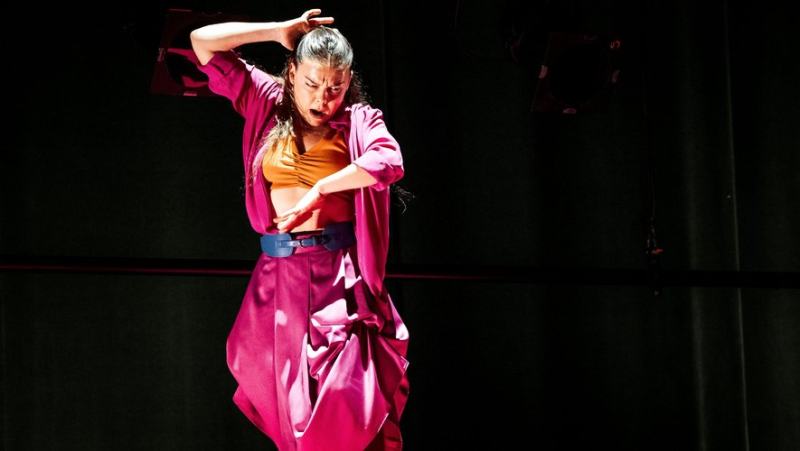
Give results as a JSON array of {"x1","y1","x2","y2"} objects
[{"x1": 302, "y1": 114, "x2": 326, "y2": 127}]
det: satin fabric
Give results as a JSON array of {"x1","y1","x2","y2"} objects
[
  {"x1": 227, "y1": 244, "x2": 408, "y2": 451},
  {"x1": 197, "y1": 51, "x2": 410, "y2": 449}
]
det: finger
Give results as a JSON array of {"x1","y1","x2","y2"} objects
[
  {"x1": 276, "y1": 219, "x2": 290, "y2": 233},
  {"x1": 277, "y1": 218, "x2": 296, "y2": 234},
  {"x1": 275, "y1": 207, "x2": 298, "y2": 219},
  {"x1": 309, "y1": 16, "x2": 335, "y2": 25},
  {"x1": 303, "y1": 8, "x2": 322, "y2": 20}
]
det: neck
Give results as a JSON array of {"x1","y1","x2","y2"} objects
[{"x1": 298, "y1": 121, "x2": 330, "y2": 136}]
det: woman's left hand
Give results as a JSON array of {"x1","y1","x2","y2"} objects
[
  {"x1": 278, "y1": 9, "x2": 334, "y2": 51},
  {"x1": 273, "y1": 186, "x2": 326, "y2": 233}
]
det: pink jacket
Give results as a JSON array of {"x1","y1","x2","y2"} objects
[{"x1": 197, "y1": 50, "x2": 407, "y2": 339}]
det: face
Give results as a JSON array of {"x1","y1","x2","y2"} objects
[{"x1": 289, "y1": 60, "x2": 352, "y2": 128}]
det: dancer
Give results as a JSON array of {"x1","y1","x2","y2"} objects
[{"x1": 191, "y1": 8, "x2": 409, "y2": 451}]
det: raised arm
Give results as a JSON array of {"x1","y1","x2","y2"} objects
[{"x1": 190, "y1": 9, "x2": 334, "y2": 65}]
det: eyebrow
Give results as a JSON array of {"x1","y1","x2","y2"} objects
[{"x1": 303, "y1": 75, "x2": 345, "y2": 86}]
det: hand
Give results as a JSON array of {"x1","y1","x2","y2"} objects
[
  {"x1": 273, "y1": 186, "x2": 327, "y2": 233},
  {"x1": 278, "y1": 9, "x2": 335, "y2": 51}
]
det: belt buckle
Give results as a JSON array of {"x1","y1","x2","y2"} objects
[
  {"x1": 261, "y1": 233, "x2": 295, "y2": 257},
  {"x1": 299, "y1": 236, "x2": 324, "y2": 248}
]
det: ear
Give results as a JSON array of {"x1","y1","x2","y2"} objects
[{"x1": 288, "y1": 63, "x2": 296, "y2": 84}]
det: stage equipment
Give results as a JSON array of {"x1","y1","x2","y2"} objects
[{"x1": 150, "y1": 9, "x2": 249, "y2": 96}]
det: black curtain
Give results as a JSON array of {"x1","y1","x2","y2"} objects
[{"x1": 2, "y1": 1, "x2": 797, "y2": 450}]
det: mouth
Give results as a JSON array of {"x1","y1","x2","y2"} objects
[{"x1": 308, "y1": 109, "x2": 327, "y2": 120}]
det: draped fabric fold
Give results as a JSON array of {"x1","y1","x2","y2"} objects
[{"x1": 227, "y1": 246, "x2": 408, "y2": 450}]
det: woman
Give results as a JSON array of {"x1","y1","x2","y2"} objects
[{"x1": 191, "y1": 9, "x2": 409, "y2": 451}]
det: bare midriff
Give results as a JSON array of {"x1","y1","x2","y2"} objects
[
  {"x1": 263, "y1": 128, "x2": 354, "y2": 232},
  {"x1": 270, "y1": 187, "x2": 354, "y2": 232}
]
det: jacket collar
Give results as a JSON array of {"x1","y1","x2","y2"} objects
[{"x1": 328, "y1": 104, "x2": 353, "y2": 131}]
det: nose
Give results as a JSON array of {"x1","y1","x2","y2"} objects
[{"x1": 315, "y1": 89, "x2": 332, "y2": 105}]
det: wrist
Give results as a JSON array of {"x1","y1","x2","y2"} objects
[
  {"x1": 266, "y1": 22, "x2": 287, "y2": 40},
  {"x1": 315, "y1": 183, "x2": 329, "y2": 196}
]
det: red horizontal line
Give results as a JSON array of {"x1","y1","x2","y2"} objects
[
  {"x1": 1, "y1": 257, "x2": 798, "y2": 288},
  {"x1": 0, "y1": 264, "x2": 252, "y2": 276}
]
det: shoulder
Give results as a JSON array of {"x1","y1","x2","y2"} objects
[
  {"x1": 198, "y1": 50, "x2": 279, "y2": 86},
  {"x1": 196, "y1": 50, "x2": 284, "y2": 111},
  {"x1": 347, "y1": 103, "x2": 387, "y2": 126},
  {"x1": 348, "y1": 102, "x2": 380, "y2": 115}
]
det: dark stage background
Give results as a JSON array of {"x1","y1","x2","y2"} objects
[{"x1": 2, "y1": 1, "x2": 798, "y2": 450}]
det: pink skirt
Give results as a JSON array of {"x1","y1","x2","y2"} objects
[{"x1": 227, "y1": 243, "x2": 409, "y2": 451}]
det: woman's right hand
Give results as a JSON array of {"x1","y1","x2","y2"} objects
[{"x1": 278, "y1": 9, "x2": 334, "y2": 51}]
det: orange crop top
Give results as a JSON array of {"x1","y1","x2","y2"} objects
[{"x1": 262, "y1": 129, "x2": 352, "y2": 194}]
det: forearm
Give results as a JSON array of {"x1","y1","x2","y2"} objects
[
  {"x1": 317, "y1": 164, "x2": 378, "y2": 195},
  {"x1": 274, "y1": 164, "x2": 377, "y2": 232},
  {"x1": 190, "y1": 22, "x2": 285, "y2": 65}
]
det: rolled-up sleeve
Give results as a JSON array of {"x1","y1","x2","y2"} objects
[
  {"x1": 351, "y1": 107, "x2": 404, "y2": 191},
  {"x1": 196, "y1": 50, "x2": 281, "y2": 119}
]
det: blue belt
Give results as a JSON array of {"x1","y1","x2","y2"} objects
[{"x1": 260, "y1": 221, "x2": 356, "y2": 258}]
